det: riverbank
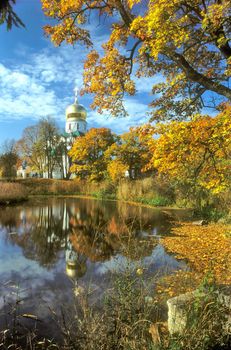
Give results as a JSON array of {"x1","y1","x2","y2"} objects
[
  {"x1": 5, "y1": 177, "x2": 228, "y2": 222},
  {"x1": 0, "y1": 182, "x2": 28, "y2": 205},
  {"x1": 15, "y1": 178, "x2": 175, "y2": 204},
  {"x1": 1, "y1": 177, "x2": 230, "y2": 224},
  {"x1": 3, "y1": 177, "x2": 185, "y2": 209}
]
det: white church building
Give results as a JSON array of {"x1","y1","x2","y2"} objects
[
  {"x1": 49, "y1": 88, "x2": 88, "y2": 179},
  {"x1": 17, "y1": 89, "x2": 87, "y2": 179}
]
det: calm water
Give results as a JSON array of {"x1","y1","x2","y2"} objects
[{"x1": 0, "y1": 197, "x2": 188, "y2": 337}]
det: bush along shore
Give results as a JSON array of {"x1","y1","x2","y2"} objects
[
  {"x1": 8, "y1": 177, "x2": 229, "y2": 222},
  {"x1": 0, "y1": 182, "x2": 28, "y2": 205}
]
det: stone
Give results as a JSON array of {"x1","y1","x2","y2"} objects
[
  {"x1": 192, "y1": 220, "x2": 208, "y2": 226},
  {"x1": 167, "y1": 287, "x2": 231, "y2": 335},
  {"x1": 167, "y1": 291, "x2": 198, "y2": 335}
]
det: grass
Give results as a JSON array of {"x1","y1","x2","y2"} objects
[
  {"x1": 5, "y1": 177, "x2": 230, "y2": 221},
  {"x1": 137, "y1": 196, "x2": 173, "y2": 207},
  {"x1": 17, "y1": 178, "x2": 81, "y2": 196},
  {"x1": 0, "y1": 182, "x2": 28, "y2": 204},
  {"x1": 16, "y1": 178, "x2": 174, "y2": 207},
  {"x1": 0, "y1": 268, "x2": 230, "y2": 350}
]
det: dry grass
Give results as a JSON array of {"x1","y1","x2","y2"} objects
[
  {"x1": 1, "y1": 269, "x2": 229, "y2": 350},
  {"x1": 17, "y1": 178, "x2": 115, "y2": 198},
  {"x1": 0, "y1": 182, "x2": 28, "y2": 204},
  {"x1": 117, "y1": 177, "x2": 175, "y2": 204},
  {"x1": 18, "y1": 178, "x2": 81, "y2": 195}
]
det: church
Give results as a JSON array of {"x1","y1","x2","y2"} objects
[
  {"x1": 50, "y1": 88, "x2": 87, "y2": 179},
  {"x1": 17, "y1": 89, "x2": 87, "y2": 179}
]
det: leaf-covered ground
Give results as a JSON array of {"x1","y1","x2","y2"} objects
[{"x1": 157, "y1": 223, "x2": 231, "y2": 298}]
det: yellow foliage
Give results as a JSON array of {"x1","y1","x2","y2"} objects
[
  {"x1": 161, "y1": 223, "x2": 231, "y2": 286},
  {"x1": 41, "y1": 0, "x2": 231, "y2": 119},
  {"x1": 151, "y1": 104, "x2": 231, "y2": 194},
  {"x1": 107, "y1": 159, "x2": 128, "y2": 182},
  {"x1": 106, "y1": 125, "x2": 155, "y2": 180},
  {"x1": 69, "y1": 128, "x2": 116, "y2": 181},
  {"x1": 156, "y1": 271, "x2": 203, "y2": 299}
]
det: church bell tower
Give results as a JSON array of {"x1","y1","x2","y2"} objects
[{"x1": 65, "y1": 87, "x2": 87, "y2": 134}]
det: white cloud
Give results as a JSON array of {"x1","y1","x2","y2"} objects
[
  {"x1": 87, "y1": 97, "x2": 150, "y2": 134},
  {"x1": 134, "y1": 75, "x2": 163, "y2": 94},
  {"x1": 0, "y1": 30, "x2": 155, "y2": 134},
  {"x1": 0, "y1": 61, "x2": 62, "y2": 120}
]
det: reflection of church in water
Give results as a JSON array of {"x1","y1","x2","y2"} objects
[
  {"x1": 6, "y1": 198, "x2": 161, "y2": 281},
  {"x1": 62, "y1": 202, "x2": 88, "y2": 280}
]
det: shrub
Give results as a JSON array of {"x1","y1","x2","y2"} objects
[
  {"x1": 91, "y1": 182, "x2": 117, "y2": 200},
  {"x1": 50, "y1": 179, "x2": 81, "y2": 195},
  {"x1": 138, "y1": 196, "x2": 173, "y2": 207},
  {"x1": 0, "y1": 182, "x2": 28, "y2": 204},
  {"x1": 117, "y1": 177, "x2": 175, "y2": 204}
]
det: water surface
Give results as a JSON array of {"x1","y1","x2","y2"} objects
[{"x1": 0, "y1": 197, "x2": 188, "y2": 336}]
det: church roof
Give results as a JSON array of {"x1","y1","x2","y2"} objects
[{"x1": 65, "y1": 103, "x2": 87, "y2": 121}]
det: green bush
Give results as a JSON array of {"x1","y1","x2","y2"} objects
[
  {"x1": 137, "y1": 196, "x2": 173, "y2": 207},
  {"x1": 91, "y1": 182, "x2": 117, "y2": 200}
]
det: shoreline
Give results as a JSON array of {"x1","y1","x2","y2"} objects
[{"x1": 27, "y1": 193, "x2": 191, "y2": 212}]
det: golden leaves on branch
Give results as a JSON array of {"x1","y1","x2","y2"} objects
[
  {"x1": 69, "y1": 127, "x2": 116, "y2": 181},
  {"x1": 42, "y1": 0, "x2": 231, "y2": 118},
  {"x1": 150, "y1": 104, "x2": 231, "y2": 195},
  {"x1": 83, "y1": 46, "x2": 135, "y2": 116}
]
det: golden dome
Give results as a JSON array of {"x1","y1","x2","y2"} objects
[
  {"x1": 66, "y1": 261, "x2": 87, "y2": 279},
  {"x1": 65, "y1": 103, "x2": 87, "y2": 120}
]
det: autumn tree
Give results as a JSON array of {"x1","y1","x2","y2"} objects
[
  {"x1": 107, "y1": 159, "x2": 128, "y2": 183},
  {"x1": 38, "y1": 117, "x2": 62, "y2": 178},
  {"x1": 42, "y1": 0, "x2": 231, "y2": 120},
  {"x1": 16, "y1": 117, "x2": 62, "y2": 178},
  {"x1": 16, "y1": 125, "x2": 45, "y2": 176},
  {"x1": 0, "y1": 0, "x2": 24, "y2": 30},
  {"x1": 69, "y1": 128, "x2": 116, "y2": 181},
  {"x1": 0, "y1": 139, "x2": 18, "y2": 178},
  {"x1": 150, "y1": 104, "x2": 231, "y2": 207},
  {"x1": 106, "y1": 126, "x2": 154, "y2": 180}
]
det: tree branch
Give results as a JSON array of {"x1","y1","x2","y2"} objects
[
  {"x1": 169, "y1": 52, "x2": 231, "y2": 100},
  {"x1": 125, "y1": 39, "x2": 142, "y2": 74}
]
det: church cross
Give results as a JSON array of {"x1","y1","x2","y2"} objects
[{"x1": 74, "y1": 87, "x2": 79, "y2": 103}]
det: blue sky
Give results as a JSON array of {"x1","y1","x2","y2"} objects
[{"x1": 0, "y1": 0, "x2": 155, "y2": 144}]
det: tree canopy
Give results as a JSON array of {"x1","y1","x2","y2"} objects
[
  {"x1": 69, "y1": 127, "x2": 116, "y2": 181},
  {"x1": 42, "y1": 0, "x2": 231, "y2": 120},
  {"x1": 0, "y1": 139, "x2": 18, "y2": 178},
  {"x1": 16, "y1": 117, "x2": 62, "y2": 177},
  {"x1": 150, "y1": 103, "x2": 231, "y2": 200},
  {"x1": 0, "y1": 0, "x2": 24, "y2": 30},
  {"x1": 106, "y1": 126, "x2": 154, "y2": 180}
]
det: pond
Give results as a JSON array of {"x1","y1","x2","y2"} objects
[{"x1": 0, "y1": 197, "x2": 189, "y2": 339}]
